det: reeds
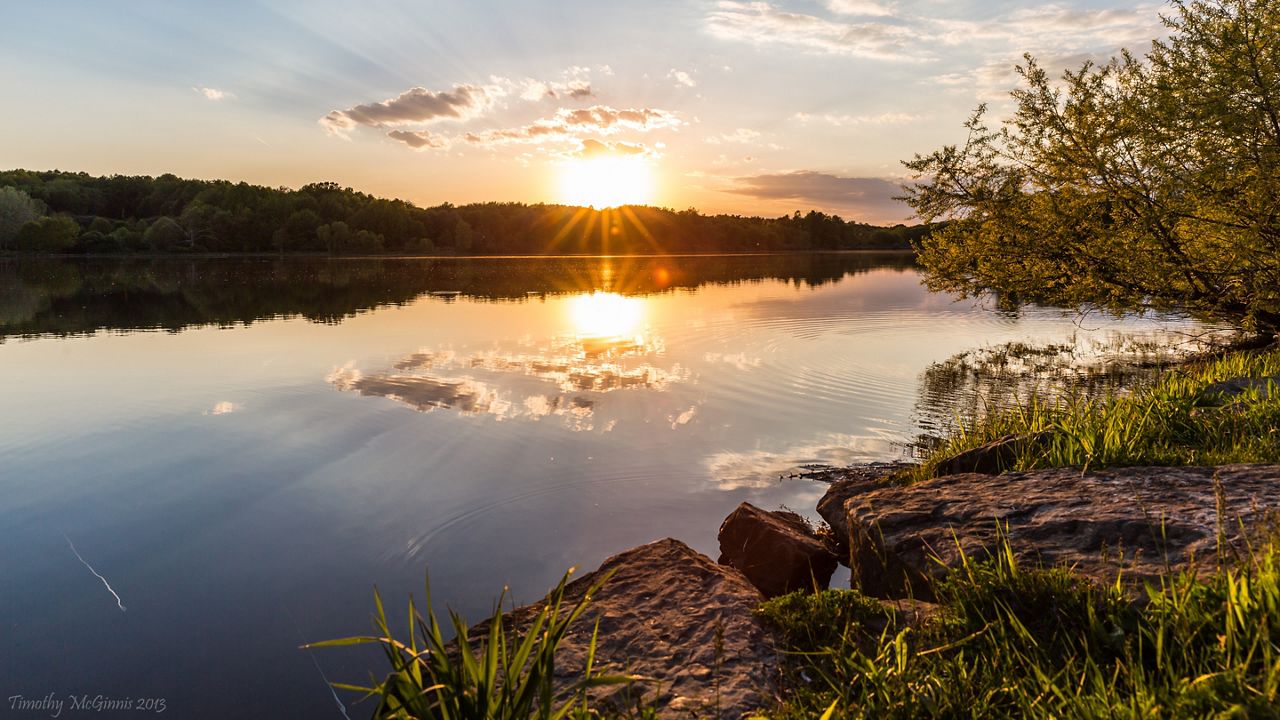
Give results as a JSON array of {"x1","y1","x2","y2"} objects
[
  {"x1": 913, "y1": 348, "x2": 1280, "y2": 481},
  {"x1": 306, "y1": 569, "x2": 640, "y2": 720}
]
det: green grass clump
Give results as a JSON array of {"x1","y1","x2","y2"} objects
[
  {"x1": 306, "y1": 570, "x2": 640, "y2": 720},
  {"x1": 761, "y1": 541, "x2": 1280, "y2": 719},
  {"x1": 913, "y1": 348, "x2": 1280, "y2": 481}
]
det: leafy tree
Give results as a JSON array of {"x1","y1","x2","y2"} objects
[
  {"x1": 144, "y1": 216, "x2": 188, "y2": 251},
  {"x1": 904, "y1": 0, "x2": 1280, "y2": 335},
  {"x1": 15, "y1": 215, "x2": 79, "y2": 251},
  {"x1": 316, "y1": 221, "x2": 353, "y2": 254},
  {"x1": 0, "y1": 187, "x2": 43, "y2": 248}
]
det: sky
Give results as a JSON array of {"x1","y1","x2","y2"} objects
[{"x1": 0, "y1": 0, "x2": 1167, "y2": 224}]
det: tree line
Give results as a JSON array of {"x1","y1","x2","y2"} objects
[{"x1": 0, "y1": 169, "x2": 927, "y2": 255}]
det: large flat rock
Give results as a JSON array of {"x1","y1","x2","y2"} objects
[
  {"x1": 819, "y1": 464, "x2": 1280, "y2": 599},
  {"x1": 500, "y1": 538, "x2": 778, "y2": 718}
]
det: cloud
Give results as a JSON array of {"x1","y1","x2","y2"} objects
[
  {"x1": 931, "y1": 4, "x2": 1162, "y2": 49},
  {"x1": 515, "y1": 67, "x2": 597, "y2": 101},
  {"x1": 520, "y1": 79, "x2": 594, "y2": 100},
  {"x1": 578, "y1": 139, "x2": 649, "y2": 157},
  {"x1": 725, "y1": 170, "x2": 910, "y2": 223},
  {"x1": 825, "y1": 0, "x2": 894, "y2": 16},
  {"x1": 194, "y1": 87, "x2": 231, "y2": 101},
  {"x1": 705, "y1": 1, "x2": 923, "y2": 61},
  {"x1": 320, "y1": 83, "x2": 501, "y2": 135},
  {"x1": 705, "y1": 1, "x2": 1164, "y2": 74},
  {"x1": 793, "y1": 111, "x2": 919, "y2": 126},
  {"x1": 705, "y1": 434, "x2": 896, "y2": 489},
  {"x1": 669, "y1": 69, "x2": 697, "y2": 87},
  {"x1": 464, "y1": 105, "x2": 682, "y2": 148},
  {"x1": 387, "y1": 129, "x2": 450, "y2": 150},
  {"x1": 933, "y1": 50, "x2": 1123, "y2": 102},
  {"x1": 204, "y1": 401, "x2": 240, "y2": 415},
  {"x1": 705, "y1": 128, "x2": 762, "y2": 145}
]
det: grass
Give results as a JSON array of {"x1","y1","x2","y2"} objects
[
  {"x1": 759, "y1": 538, "x2": 1280, "y2": 719},
  {"x1": 911, "y1": 347, "x2": 1280, "y2": 481},
  {"x1": 305, "y1": 570, "x2": 643, "y2": 720}
]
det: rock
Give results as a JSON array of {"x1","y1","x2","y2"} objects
[
  {"x1": 816, "y1": 464, "x2": 908, "y2": 561},
  {"x1": 930, "y1": 431, "x2": 1053, "y2": 477},
  {"x1": 717, "y1": 502, "x2": 838, "y2": 598},
  {"x1": 494, "y1": 539, "x2": 779, "y2": 718},
  {"x1": 818, "y1": 464, "x2": 1280, "y2": 600},
  {"x1": 1201, "y1": 375, "x2": 1280, "y2": 402}
]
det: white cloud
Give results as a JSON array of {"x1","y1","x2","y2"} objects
[
  {"x1": 704, "y1": 1, "x2": 1166, "y2": 78},
  {"x1": 205, "y1": 401, "x2": 240, "y2": 415},
  {"x1": 669, "y1": 68, "x2": 697, "y2": 87},
  {"x1": 705, "y1": 1, "x2": 925, "y2": 62},
  {"x1": 194, "y1": 87, "x2": 231, "y2": 101},
  {"x1": 825, "y1": 0, "x2": 894, "y2": 17},
  {"x1": 793, "y1": 111, "x2": 920, "y2": 126},
  {"x1": 705, "y1": 128, "x2": 762, "y2": 144}
]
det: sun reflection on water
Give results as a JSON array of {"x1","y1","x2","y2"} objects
[{"x1": 568, "y1": 291, "x2": 645, "y2": 341}]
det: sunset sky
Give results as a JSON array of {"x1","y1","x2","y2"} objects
[{"x1": 0, "y1": 0, "x2": 1166, "y2": 224}]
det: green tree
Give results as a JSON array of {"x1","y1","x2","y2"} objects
[
  {"x1": 144, "y1": 216, "x2": 188, "y2": 251},
  {"x1": 454, "y1": 218, "x2": 475, "y2": 253},
  {"x1": 0, "y1": 187, "x2": 44, "y2": 249},
  {"x1": 904, "y1": 0, "x2": 1280, "y2": 335},
  {"x1": 15, "y1": 215, "x2": 79, "y2": 251},
  {"x1": 316, "y1": 220, "x2": 353, "y2": 253}
]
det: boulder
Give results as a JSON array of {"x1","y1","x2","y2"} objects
[
  {"x1": 818, "y1": 464, "x2": 1280, "y2": 600},
  {"x1": 815, "y1": 465, "x2": 902, "y2": 556},
  {"x1": 496, "y1": 539, "x2": 779, "y2": 718},
  {"x1": 717, "y1": 503, "x2": 838, "y2": 598},
  {"x1": 930, "y1": 431, "x2": 1053, "y2": 477},
  {"x1": 1201, "y1": 375, "x2": 1279, "y2": 402}
]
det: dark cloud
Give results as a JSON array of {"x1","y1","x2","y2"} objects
[
  {"x1": 725, "y1": 171, "x2": 911, "y2": 224},
  {"x1": 321, "y1": 84, "x2": 498, "y2": 134}
]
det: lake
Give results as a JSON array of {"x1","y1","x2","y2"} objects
[{"x1": 0, "y1": 254, "x2": 1208, "y2": 717}]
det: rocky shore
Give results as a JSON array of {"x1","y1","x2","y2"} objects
[{"x1": 497, "y1": 458, "x2": 1280, "y2": 717}]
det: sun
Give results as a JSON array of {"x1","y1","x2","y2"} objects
[{"x1": 558, "y1": 155, "x2": 653, "y2": 208}]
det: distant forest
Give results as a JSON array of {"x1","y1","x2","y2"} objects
[{"x1": 0, "y1": 169, "x2": 927, "y2": 255}]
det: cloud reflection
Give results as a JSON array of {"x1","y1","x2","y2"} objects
[
  {"x1": 328, "y1": 298, "x2": 689, "y2": 432},
  {"x1": 705, "y1": 434, "x2": 899, "y2": 490}
]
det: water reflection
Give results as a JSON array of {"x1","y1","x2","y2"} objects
[
  {"x1": 0, "y1": 253, "x2": 1221, "y2": 720},
  {"x1": 705, "y1": 434, "x2": 898, "y2": 489},
  {"x1": 0, "y1": 253, "x2": 915, "y2": 341},
  {"x1": 911, "y1": 329, "x2": 1234, "y2": 444},
  {"x1": 328, "y1": 291, "x2": 688, "y2": 431},
  {"x1": 569, "y1": 292, "x2": 644, "y2": 340}
]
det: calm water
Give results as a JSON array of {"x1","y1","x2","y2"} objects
[{"x1": 0, "y1": 255, "x2": 1204, "y2": 717}]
